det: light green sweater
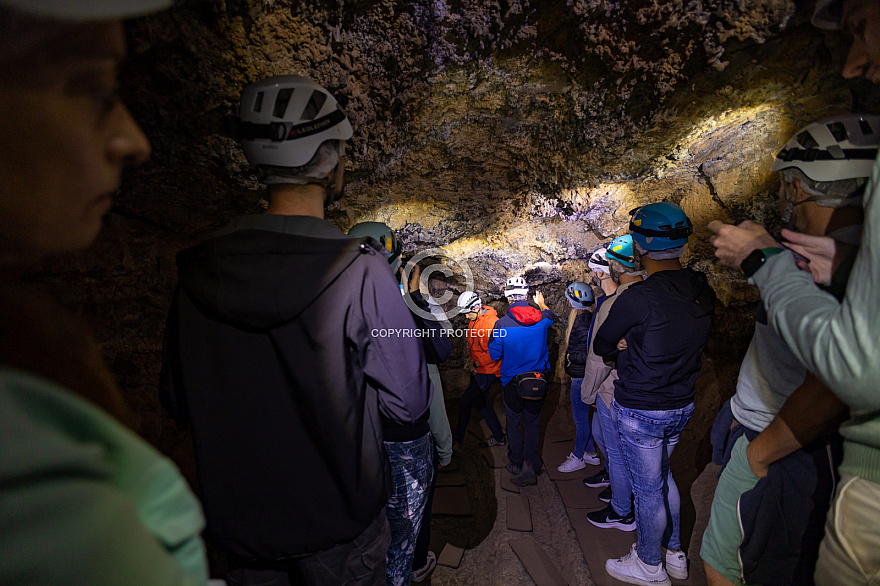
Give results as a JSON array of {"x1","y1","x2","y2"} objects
[
  {"x1": 751, "y1": 152, "x2": 880, "y2": 483},
  {"x1": 0, "y1": 368, "x2": 209, "y2": 585}
]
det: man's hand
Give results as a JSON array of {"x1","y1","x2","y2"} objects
[
  {"x1": 408, "y1": 263, "x2": 421, "y2": 293},
  {"x1": 468, "y1": 362, "x2": 477, "y2": 374},
  {"x1": 708, "y1": 220, "x2": 781, "y2": 269},
  {"x1": 534, "y1": 291, "x2": 549, "y2": 310},
  {"x1": 780, "y1": 229, "x2": 840, "y2": 286},
  {"x1": 617, "y1": 338, "x2": 628, "y2": 351},
  {"x1": 745, "y1": 440, "x2": 769, "y2": 479}
]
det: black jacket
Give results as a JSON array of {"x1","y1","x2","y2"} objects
[
  {"x1": 564, "y1": 311, "x2": 592, "y2": 378},
  {"x1": 407, "y1": 291, "x2": 452, "y2": 365},
  {"x1": 160, "y1": 219, "x2": 431, "y2": 561},
  {"x1": 594, "y1": 268, "x2": 715, "y2": 410}
]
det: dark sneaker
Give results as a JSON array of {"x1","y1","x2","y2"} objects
[
  {"x1": 480, "y1": 436, "x2": 507, "y2": 447},
  {"x1": 511, "y1": 463, "x2": 537, "y2": 487},
  {"x1": 598, "y1": 486, "x2": 612, "y2": 503},
  {"x1": 587, "y1": 504, "x2": 636, "y2": 531},
  {"x1": 583, "y1": 469, "x2": 611, "y2": 488},
  {"x1": 506, "y1": 462, "x2": 522, "y2": 476}
]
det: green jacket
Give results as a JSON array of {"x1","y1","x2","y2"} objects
[
  {"x1": 0, "y1": 368, "x2": 208, "y2": 585},
  {"x1": 752, "y1": 152, "x2": 880, "y2": 483}
]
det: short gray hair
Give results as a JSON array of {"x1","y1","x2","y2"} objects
[
  {"x1": 777, "y1": 167, "x2": 866, "y2": 208},
  {"x1": 608, "y1": 257, "x2": 644, "y2": 277},
  {"x1": 634, "y1": 242, "x2": 685, "y2": 260},
  {"x1": 261, "y1": 140, "x2": 342, "y2": 186}
]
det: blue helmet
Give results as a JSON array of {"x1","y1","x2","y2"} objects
[
  {"x1": 628, "y1": 202, "x2": 692, "y2": 251},
  {"x1": 606, "y1": 235, "x2": 636, "y2": 268},
  {"x1": 348, "y1": 222, "x2": 402, "y2": 271},
  {"x1": 566, "y1": 282, "x2": 595, "y2": 310}
]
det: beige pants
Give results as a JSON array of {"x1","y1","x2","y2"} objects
[{"x1": 815, "y1": 474, "x2": 880, "y2": 586}]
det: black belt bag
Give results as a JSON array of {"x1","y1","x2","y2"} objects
[{"x1": 514, "y1": 371, "x2": 548, "y2": 400}]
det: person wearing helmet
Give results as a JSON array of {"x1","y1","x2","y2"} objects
[
  {"x1": 348, "y1": 221, "x2": 404, "y2": 273},
  {"x1": 0, "y1": 1, "x2": 212, "y2": 585},
  {"x1": 703, "y1": 116, "x2": 877, "y2": 586},
  {"x1": 489, "y1": 276, "x2": 555, "y2": 486},
  {"x1": 708, "y1": 6, "x2": 880, "y2": 578},
  {"x1": 453, "y1": 291, "x2": 506, "y2": 449},
  {"x1": 594, "y1": 203, "x2": 715, "y2": 585},
  {"x1": 347, "y1": 221, "x2": 451, "y2": 586},
  {"x1": 584, "y1": 236, "x2": 645, "y2": 531},
  {"x1": 578, "y1": 245, "x2": 620, "y2": 491},
  {"x1": 160, "y1": 79, "x2": 432, "y2": 585},
  {"x1": 557, "y1": 282, "x2": 600, "y2": 473}
]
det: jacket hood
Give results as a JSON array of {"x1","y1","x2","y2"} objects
[
  {"x1": 177, "y1": 229, "x2": 370, "y2": 330},
  {"x1": 649, "y1": 268, "x2": 715, "y2": 318},
  {"x1": 509, "y1": 304, "x2": 543, "y2": 325}
]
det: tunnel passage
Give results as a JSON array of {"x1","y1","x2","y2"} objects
[{"x1": 23, "y1": 0, "x2": 879, "y2": 580}]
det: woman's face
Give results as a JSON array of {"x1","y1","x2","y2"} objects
[{"x1": 0, "y1": 21, "x2": 150, "y2": 263}]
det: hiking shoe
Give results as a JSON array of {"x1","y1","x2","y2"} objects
[
  {"x1": 480, "y1": 436, "x2": 506, "y2": 447},
  {"x1": 411, "y1": 551, "x2": 437, "y2": 583},
  {"x1": 582, "y1": 452, "x2": 601, "y2": 465},
  {"x1": 597, "y1": 486, "x2": 612, "y2": 503},
  {"x1": 506, "y1": 462, "x2": 522, "y2": 476},
  {"x1": 511, "y1": 462, "x2": 537, "y2": 487},
  {"x1": 583, "y1": 469, "x2": 611, "y2": 488},
  {"x1": 587, "y1": 504, "x2": 636, "y2": 531},
  {"x1": 664, "y1": 548, "x2": 688, "y2": 580},
  {"x1": 606, "y1": 544, "x2": 671, "y2": 586},
  {"x1": 557, "y1": 452, "x2": 587, "y2": 473}
]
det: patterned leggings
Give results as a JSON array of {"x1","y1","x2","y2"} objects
[{"x1": 384, "y1": 433, "x2": 434, "y2": 586}]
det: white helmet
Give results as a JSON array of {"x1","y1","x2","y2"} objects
[
  {"x1": 504, "y1": 276, "x2": 528, "y2": 298},
  {"x1": 457, "y1": 291, "x2": 482, "y2": 313},
  {"x1": 588, "y1": 247, "x2": 610, "y2": 274},
  {"x1": 771, "y1": 114, "x2": 880, "y2": 182},
  {"x1": 233, "y1": 76, "x2": 353, "y2": 169}
]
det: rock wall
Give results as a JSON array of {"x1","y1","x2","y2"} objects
[{"x1": 29, "y1": 0, "x2": 877, "y2": 498}]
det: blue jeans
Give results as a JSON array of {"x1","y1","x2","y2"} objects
[
  {"x1": 384, "y1": 434, "x2": 434, "y2": 586},
  {"x1": 570, "y1": 377, "x2": 595, "y2": 457},
  {"x1": 454, "y1": 373, "x2": 504, "y2": 442},
  {"x1": 615, "y1": 400, "x2": 694, "y2": 566},
  {"x1": 598, "y1": 394, "x2": 632, "y2": 516},
  {"x1": 503, "y1": 382, "x2": 543, "y2": 472}
]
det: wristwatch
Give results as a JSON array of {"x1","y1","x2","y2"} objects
[{"x1": 740, "y1": 247, "x2": 785, "y2": 278}]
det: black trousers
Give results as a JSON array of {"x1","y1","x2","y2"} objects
[{"x1": 225, "y1": 509, "x2": 391, "y2": 586}]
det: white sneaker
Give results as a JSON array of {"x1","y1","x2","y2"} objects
[
  {"x1": 558, "y1": 452, "x2": 586, "y2": 472},
  {"x1": 605, "y1": 544, "x2": 671, "y2": 586},
  {"x1": 582, "y1": 452, "x2": 600, "y2": 465},
  {"x1": 664, "y1": 548, "x2": 688, "y2": 580},
  {"x1": 411, "y1": 550, "x2": 437, "y2": 583}
]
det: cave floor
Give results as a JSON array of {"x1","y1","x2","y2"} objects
[{"x1": 423, "y1": 381, "x2": 716, "y2": 586}]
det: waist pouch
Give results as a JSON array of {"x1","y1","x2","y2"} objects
[{"x1": 514, "y1": 371, "x2": 548, "y2": 400}]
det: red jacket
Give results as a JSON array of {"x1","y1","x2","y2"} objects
[{"x1": 467, "y1": 307, "x2": 501, "y2": 375}]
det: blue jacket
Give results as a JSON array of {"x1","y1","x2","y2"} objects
[
  {"x1": 594, "y1": 268, "x2": 715, "y2": 410},
  {"x1": 489, "y1": 301, "x2": 555, "y2": 386}
]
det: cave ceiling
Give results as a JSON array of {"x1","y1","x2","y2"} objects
[{"x1": 110, "y1": 0, "x2": 875, "y2": 301}]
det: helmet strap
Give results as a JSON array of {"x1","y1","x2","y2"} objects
[{"x1": 325, "y1": 142, "x2": 347, "y2": 204}]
